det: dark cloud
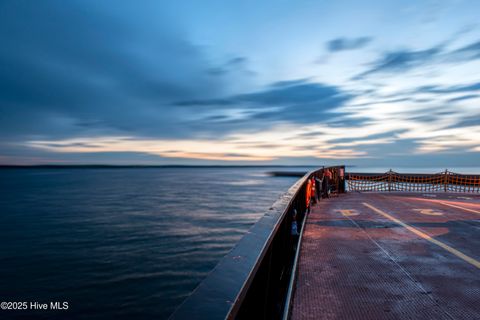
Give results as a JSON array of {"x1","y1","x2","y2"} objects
[
  {"x1": 326, "y1": 37, "x2": 372, "y2": 52},
  {"x1": 449, "y1": 40, "x2": 480, "y2": 61},
  {"x1": 174, "y1": 98, "x2": 235, "y2": 106},
  {"x1": 349, "y1": 97, "x2": 412, "y2": 107},
  {"x1": 238, "y1": 81, "x2": 348, "y2": 105},
  {"x1": 270, "y1": 78, "x2": 312, "y2": 88},
  {"x1": 206, "y1": 56, "x2": 255, "y2": 76},
  {"x1": 416, "y1": 81, "x2": 480, "y2": 94},
  {"x1": 354, "y1": 45, "x2": 443, "y2": 79},
  {"x1": 448, "y1": 118, "x2": 480, "y2": 128},
  {"x1": 175, "y1": 79, "x2": 353, "y2": 125},
  {"x1": 180, "y1": 80, "x2": 350, "y2": 107},
  {"x1": 227, "y1": 57, "x2": 248, "y2": 66},
  {"x1": 41, "y1": 142, "x2": 104, "y2": 149},
  {"x1": 0, "y1": 0, "x2": 227, "y2": 141},
  {"x1": 446, "y1": 94, "x2": 479, "y2": 103},
  {"x1": 353, "y1": 36, "x2": 480, "y2": 80}
]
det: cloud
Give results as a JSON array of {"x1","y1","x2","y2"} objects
[
  {"x1": 26, "y1": 123, "x2": 372, "y2": 162},
  {"x1": 416, "y1": 81, "x2": 480, "y2": 94},
  {"x1": 0, "y1": 0, "x2": 228, "y2": 141},
  {"x1": 326, "y1": 37, "x2": 373, "y2": 52},
  {"x1": 449, "y1": 40, "x2": 480, "y2": 61},
  {"x1": 354, "y1": 45, "x2": 443, "y2": 79},
  {"x1": 20, "y1": 83, "x2": 480, "y2": 164},
  {"x1": 239, "y1": 80, "x2": 347, "y2": 105},
  {"x1": 446, "y1": 94, "x2": 479, "y2": 103},
  {"x1": 353, "y1": 36, "x2": 480, "y2": 80},
  {"x1": 206, "y1": 56, "x2": 255, "y2": 76},
  {"x1": 174, "y1": 79, "x2": 353, "y2": 125}
]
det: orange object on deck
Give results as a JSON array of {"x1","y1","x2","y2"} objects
[
  {"x1": 310, "y1": 177, "x2": 316, "y2": 199},
  {"x1": 305, "y1": 179, "x2": 312, "y2": 206}
]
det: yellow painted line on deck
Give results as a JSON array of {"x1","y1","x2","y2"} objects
[
  {"x1": 413, "y1": 208, "x2": 444, "y2": 216},
  {"x1": 437, "y1": 202, "x2": 480, "y2": 215},
  {"x1": 363, "y1": 202, "x2": 480, "y2": 269},
  {"x1": 337, "y1": 209, "x2": 359, "y2": 216}
]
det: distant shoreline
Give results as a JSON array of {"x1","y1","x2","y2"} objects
[{"x1": 0, "y1": 164, "x2": 325, "y2": 169}]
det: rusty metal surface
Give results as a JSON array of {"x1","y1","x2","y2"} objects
[{"x1": 291, "y1": 192, "x2": 480, "y2": 320}]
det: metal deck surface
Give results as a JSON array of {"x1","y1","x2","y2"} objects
[{"x1": 291, "y1": 192, "x2": 480, "y2": 320}]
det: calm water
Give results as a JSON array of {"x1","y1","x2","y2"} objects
[{"x1": 0, "y1": 167, "x2": 299, "y2": 319}]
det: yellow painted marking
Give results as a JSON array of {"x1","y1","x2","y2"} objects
[
  {"x1": 363, "y1": 202, "x2": 480, "y2": 269},
  {"x1": 438, "y1": 202, "x2": 480, "y2": 215},
  {"x1": 413, "y1": 208, "x2": 444, "y2": 216},
  {"x1": 337, "y1": 209, "x2": 359, "y2": 216}
]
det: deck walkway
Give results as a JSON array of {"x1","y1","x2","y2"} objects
[{"x1": 291, "y1": 192, "x2": 480, "y2": 320}]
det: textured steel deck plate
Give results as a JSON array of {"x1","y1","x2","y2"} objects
[{"x1": 291, "y1": 192, "x2": 480, "y2": 320}]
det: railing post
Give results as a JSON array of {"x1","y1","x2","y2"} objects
[
  {"x1": 339, "y1": 166, "x2": 346, "y2": 193},
  {"x1": 444, "y1": 169, "x2": 448, "y2": 192},
  {"x1": 388, "y1": 169, "x2": 392, "y2": 192}
]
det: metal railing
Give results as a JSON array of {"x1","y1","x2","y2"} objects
[
  {"x1": 170, "y1": 166, "x2": 346, "y2": 320},
  {"x1": 347, "y1": 170, "x2": 480, "y2": 193}
]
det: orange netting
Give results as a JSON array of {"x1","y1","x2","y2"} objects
[{"x1": 347, "y1": 170, "x2": 480, "y2": 193}]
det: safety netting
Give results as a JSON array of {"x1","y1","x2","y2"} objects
[{"x1": 347, "y1": 170, "x2": 480, "y2": 193}]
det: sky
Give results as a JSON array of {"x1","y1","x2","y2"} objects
[{"x1": 1, "y1": 0, "x2": 480, "y2": 167}]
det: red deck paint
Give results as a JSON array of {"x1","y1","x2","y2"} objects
[{"x1": 291, "y1": 192, "x2": 480, "y2": 320}]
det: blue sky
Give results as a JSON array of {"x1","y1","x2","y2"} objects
[{"x1": 1, "y1": 0, "x2": 479, "y2": 166}]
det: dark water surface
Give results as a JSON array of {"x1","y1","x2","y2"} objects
[{"x1": 0, "y1": 168, "x2": 299, "y2": 319}]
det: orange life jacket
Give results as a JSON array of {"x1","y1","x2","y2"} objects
[{"x1": 306, "y1": 179, "x2": 312, "y2": 206}]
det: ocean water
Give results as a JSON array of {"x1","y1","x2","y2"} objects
[{"x1": 0, "y1": 167, "x2": 300, "y2": 319}]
